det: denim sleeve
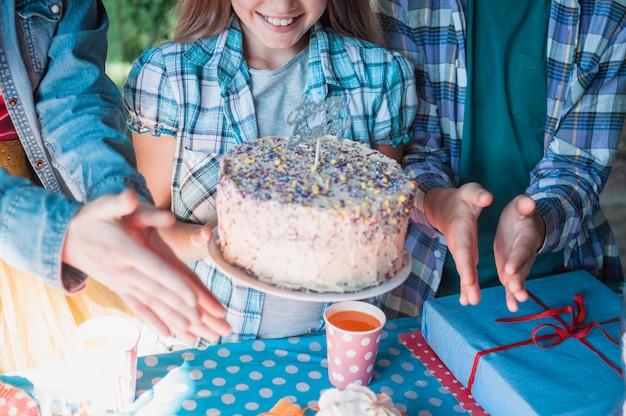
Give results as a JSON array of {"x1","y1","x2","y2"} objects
[
  {"x1": 0, "y1": 170, "x2": 83, "y2": 291},
  {"x1": 33, "y1": 0, "x2": 152, "y2": 203}
]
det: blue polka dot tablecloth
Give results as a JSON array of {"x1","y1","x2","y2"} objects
[{"x1": 134, "y1": 317, "x2": 469, "y2": 415}]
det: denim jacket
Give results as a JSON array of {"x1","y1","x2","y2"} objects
[{"x1": 0, "y1": 0, "x2": 150, "y2": 291}]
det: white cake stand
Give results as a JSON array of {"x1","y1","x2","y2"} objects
[{"x1": 208, "y1": 229, "x2": 411, "y2": 302}]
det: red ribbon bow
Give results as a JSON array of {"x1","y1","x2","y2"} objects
[{"x1": 467, "y1": 292, "x2": 621, "y2": 390}]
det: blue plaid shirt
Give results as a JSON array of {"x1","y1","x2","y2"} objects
[
  {"x1": 124, "y1": 17, "x2": 417, "y2": 343},
  {"x1": 376, "y1": 0, "x2": 626, "y2": 318}
]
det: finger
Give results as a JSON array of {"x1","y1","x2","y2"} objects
[
  {"x1": 450, "y1": 233, "x2": 479, "y2": 274},
  {"x1": 503, "y1": 276, "x2": 529, "y2": 312},
  {"x1": 122, "y1": 295, "x2": 171, "y2": 337},
  {"x1": 452, "y1": 241, "x2": 480, "y2": 306},
  {"x1": 507, "y1": 277, "x2": 529, "y2": 303},
  {"x1": 472, "y1": 189, "x2": 493, "y2": 208},
  {"x1": 130, "y1": 230, "x2": 206, "y2": 309},
  {"x1": 189, "y1": 324, "x2": 222, "y2": 342},
  {"x1": 118, "y1": 265, "x2": 201, "y2": 324},
  {"x1": 198, "y1": 310, "x2": 231, "y2": 336},
  {"x1": 196, "y1": 316, "x2": 229, "y2": 339},
  {"x1": 504, "y1": 244, "x2": 536, "y2": 281},
  {"x1": 188, "y1": 325, "x2": 223, "y2": 342},
  {"x1": 116, "y1": 238, "x2": 200, "y2": 309},
  {"x1": 515, "y1": 195, "x2": 536, "y2": 217},
  {"x1": 459, "y1": 183, "x2": 493, "y2": 208},
  {"x1": 195, "y1": 284, "x2": 227, "y2": 318},
  {"x1": 94, "y1": 189, "x2": 141, "y2": 220},
  {"x1": 191, "y1": 287, "x2": 230, "y2": 336},
  {"x1": 460, "y1": 283, "x2": 481, "y2": 306},
  {"x1": 505, "y1": 288, "x2": 519, "y2": 313},
  {"x1": 138, "y1": 296, "x2": 198, "y2": 339},
  {"x1": 128, "y1": 201, "x2": 177, "y2": 229},
  {"x1": 168, "y1": 329, "x2": 197, "y2": 346},
  {"x1": 190, "y1": 227, "x2": 213, "y2": 248},
  {"x1": 458, "y1": 269, "x2": 481, "y2": 306}
]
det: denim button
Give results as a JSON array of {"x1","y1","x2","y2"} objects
[
  {"x1": 49, "y1": 3, "x2": 61, "y2": 14},
  {"x1": 8, "y1": 98, "x2": 17, "y2": 106},
  {"x1": 35, "y1": 160, "x2": 45, "y2": 169}
]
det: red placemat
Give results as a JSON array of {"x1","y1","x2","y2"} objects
[{"x1": 399, "y1": 331, "x2": 489, "y2": 415}]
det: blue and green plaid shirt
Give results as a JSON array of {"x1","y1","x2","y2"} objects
[
  {"x1": 376, "y1": 0, "x2": 626, "y2": 318},
  {"x1": 124, "y1": 16, "x2": 417, "y2": 343}
]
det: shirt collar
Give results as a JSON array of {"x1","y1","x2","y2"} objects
[{"x1": 182, "y1": 16, "x2": 361, "y2": 98}]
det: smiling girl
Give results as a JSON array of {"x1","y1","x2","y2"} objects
[{"x1": 124, "y1": 0, "x2": 417, "y2": 346}]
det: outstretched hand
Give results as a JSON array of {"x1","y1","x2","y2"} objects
[
  {"x1": 62, "y1": 190, "x2": 231, "y2": 343},
  {"x1": 424, "y1": 183, "x2": 493, "y2": 306},
  {"x1": 494, "y1": 195, "x2": 545, "y2": 312}
]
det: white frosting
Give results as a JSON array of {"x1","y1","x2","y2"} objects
[
  {"x1": 216, "y1": 136, "x2": 414, "y2": 292},
  {"x1": 316, "y1": 384, "x2": 403, "y2": 416}
]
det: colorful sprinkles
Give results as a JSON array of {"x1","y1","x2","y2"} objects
[{"x1": 219, "y1": 136, "x2": 415, "y2": 215}]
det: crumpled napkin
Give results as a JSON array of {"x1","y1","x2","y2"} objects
[{"x1": 316, "y1": 384, "x2": 403, "y2": 416}]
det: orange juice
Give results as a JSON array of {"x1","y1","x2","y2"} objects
[{"x1": 327, "y1": 310, "x2": 381, "y2": 332}]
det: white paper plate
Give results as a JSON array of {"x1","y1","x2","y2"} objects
[{"x1": 208, "y1": 229, "x2": 411, "y2": 301}]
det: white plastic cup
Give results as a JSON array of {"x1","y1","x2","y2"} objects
[
  {"x1": 75, "y1": 316, "x2": 140, "y2": 414},
  {"x1": 324, "y1": 301, "x2": 386, "y2": 389}
]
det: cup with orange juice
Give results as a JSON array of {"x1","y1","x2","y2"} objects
[
  {"x1": 75, "y1": 316, "x2": 140, "y2": 414},
  {"x1": 323, "y1": 301, "x2": 387, "y2": 389}
]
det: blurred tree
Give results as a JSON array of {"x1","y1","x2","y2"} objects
[{"x1": 103, "y1": 0, "x2": 177, "y2": 63}]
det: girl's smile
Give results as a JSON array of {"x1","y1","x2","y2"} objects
[
  {"x1": 261, "y1": 13, "x2": 300, "y2": 28},
  {"x1": 233, "y1": 0, "x2": 327, "y2": 69}
]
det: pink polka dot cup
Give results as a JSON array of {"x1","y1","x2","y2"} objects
[{"x1": 323, "y1": 301, "x2": 386, "y2": 389}]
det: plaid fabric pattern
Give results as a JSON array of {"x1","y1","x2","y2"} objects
[
  {"x1": 124, "y1": 16, "x2": 417, "y2": 343},
  {"x1": 375, "y1": 0, "x2": 626, "y2": 318}
]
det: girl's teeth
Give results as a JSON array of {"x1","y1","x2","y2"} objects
[{"x1": 265, "y1": 16, "x2": 294, "y2": 26}]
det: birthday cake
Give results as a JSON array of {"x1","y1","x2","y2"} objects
[{"x1": 215, "y1": 135, "x2": 414, "y2": 292}]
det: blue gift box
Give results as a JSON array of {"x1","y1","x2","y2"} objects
[{"x1": 422, "y1": 270, "x2": 622, "y2": 416}]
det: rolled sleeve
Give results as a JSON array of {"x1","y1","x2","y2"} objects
[
  {"x1": 371, "y1": 52, "x2": 418, "y2": 148},
  {"x1": 124, "y1": 47, "x2": 180, "y2": 138}
]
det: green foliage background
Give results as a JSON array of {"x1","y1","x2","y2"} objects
[{"x1": 103, "y1": 0, "x2": 177, "y2": 88}]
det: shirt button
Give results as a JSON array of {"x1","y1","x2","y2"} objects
[
  {"x1": 49, "y1": 3, "x2": 61, "y2": 14},
  {"x1": 8, "y1": 98, "x2": 17, "y2": 106},
  {"x1": 35, "y1": 160, "x2": 45, "y2": 169}
]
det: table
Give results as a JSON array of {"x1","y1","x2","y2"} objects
[{"x1": 133, "y1": 317, "x2": 470, "y2": 415}]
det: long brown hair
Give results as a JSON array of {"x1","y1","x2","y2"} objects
[{"x1": 172, "y1": 0, "x2": 381, "y2": 45}]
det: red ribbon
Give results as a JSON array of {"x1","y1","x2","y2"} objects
[{"x1": 467, "y1": 292, "x2": 621, "y2": 390}]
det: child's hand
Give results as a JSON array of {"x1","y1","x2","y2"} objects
[
  {"x1": 62, "y1": 190, "x2": 231, "y2": 342},
  {"x1": 494, "y1": 195, "x2": 544, "y2": 312},
  {"x1": 423, "y1": 183, "x2": 493, "y2": 306}
]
